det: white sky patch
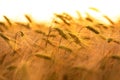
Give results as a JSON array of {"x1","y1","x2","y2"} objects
[{"x1": 0, "y1": 0, "x2": 120, "y2": 23}]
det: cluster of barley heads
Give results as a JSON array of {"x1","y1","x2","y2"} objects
[{"x1": 0, "y1": 11, "x2": 120, "y2": 80}]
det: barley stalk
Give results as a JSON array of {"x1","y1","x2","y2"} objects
[
  {"x1": 55, "y1": 13, "x2": 70, "y2": 25},
  {"x1": 89, "y1": 7, "x2": 100, "y2": 12},
  {"x1": 15, "y1": 22, "x2": 30, "y2": 29},
  {"x1": 35, "y1": 53, "x2": 52, "y2": 60},
  {"x1": 42, "y1": 38, "x2": 56, "y2": 47},
  {"x1": 86, "y1": 17, "x2": 93, "y2": 22},
  {"x1": 68, "y1": 32, "x2": 81, "y2": 45},
  {"x1": 25, "y1": 15, "x2": 32, "y2": 23},
  {"x1": 54, "y1": 27, "x2": 68, "y2": 40},
  {"x1": 59, "y1": 45, "x2": 72, "y2": 53},
  {"x1": 0, "y1": 54, "x2": 6, "y2": 65},
  {"x1": 45, "y1": 27, "x2": 52, "y2": 47},
  {"x1": 86, "y1": 26, "x2": 99, "y2": 34},
  {"x1": 103, "y1": 15, "x2": 114, "y2": 24},
  {"x1": 0, "y1": 32, "x2": 10, "y2": 41},
  {"x1": 3, "y1": 16, "x2": 12, "y2": 26},
  {"x1": 111, "y1": 55, "x2": 120, "y2": 60},
  {"x1": 35, "y1": 30, "x2": 46, "y2": 35}
]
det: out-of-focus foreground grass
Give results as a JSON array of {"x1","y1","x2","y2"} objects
[{"x1": 1, "y1": 12, "x2": 120, "y2": 80}]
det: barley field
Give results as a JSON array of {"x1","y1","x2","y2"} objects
[{"x1": 0, "y1": 12, "x2": 120, "y2": 80}]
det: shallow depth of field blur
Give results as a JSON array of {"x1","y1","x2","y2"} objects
[
  {"x1": 1, "y1": 1, "x2": 120, "y2": 80},
  {"x1": 1, "y1": 11, "x2": 120, "y2": 80}
]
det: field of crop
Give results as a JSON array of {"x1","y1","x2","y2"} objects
[{"x1": 0, "y1": 12, "x2": 120, "y2": 80}]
